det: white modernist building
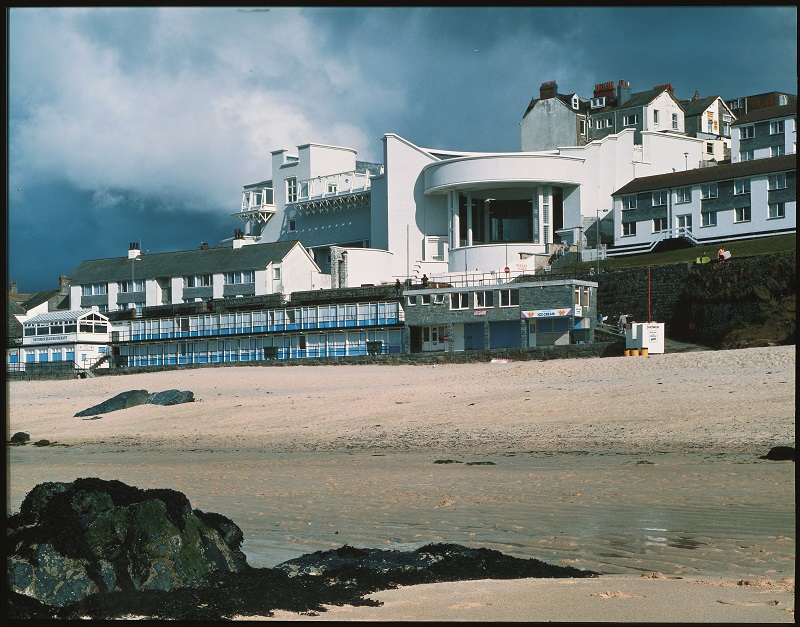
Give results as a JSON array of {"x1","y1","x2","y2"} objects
[{"x1": 233, "y1": 129, "x2": 703, "y2": 287}]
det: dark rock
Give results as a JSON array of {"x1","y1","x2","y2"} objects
[
  {"x1": 277, "y1": 543, "x2": 595, "y2": 582},
  {"x1": 32, "y1": 440, "x2": 51, "y2": 447},
  {"x1": 7, "y1": 482, "x2": 599, "y2": 621},
  {"x1": 7, "y1": 478, "x2": 248, "y2": 608},
  {"x1": 760, "y1": 446, "x2": 795, "y2": 461},
  {"x1": 434, "y1": 459, "x2": 462, "y2": 464},
  {"x1": 147, "y1": 389, "x2": 195, "y2": 406},
  {"x1": 74, "y1": 390, "x2": 151, "y2": 416},
  {"x1": 9, "y1": 432, "x2": 30, "y2": 446},
  {"x1": 74, "y1": 389, "x2": 195, "y2": 416}
]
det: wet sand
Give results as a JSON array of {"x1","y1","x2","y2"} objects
[{"x1": 6, "y1": 345, "x2": 796, "y2": 621}]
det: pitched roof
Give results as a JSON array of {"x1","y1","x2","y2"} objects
[
  {"x1": 523, "y1": 94, "x2": 586, "y2": 118},
  {"x1": 613, "y1": 154, "x2": 796, "y2": 195},
  {"x1": 68, "y1": 240, "x2": 301, "y2": 284},
  {"x1": 23, "y1": 309, "x2": 105, "y2": 325},
  {"x1": 732, "y1": 103, "x2": 797, "y2": 126},
  {"x1": 679, "y1": 95, "x2": 722, "y2": 117}
]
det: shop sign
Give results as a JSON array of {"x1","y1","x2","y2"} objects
[{"x1": 520, "y1": 308, "x2": 572, "y2": 318}]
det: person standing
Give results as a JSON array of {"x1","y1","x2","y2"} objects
[
  {"x1": 618, "y1": 312, "x2": 628, "y2": 334},
  {"x1": 718, "y1": 247, "x2": 726, "y2": 263},
  {"x1": 395, "y1": 279, "x2": 402, "y2": 298},
  {"x1": 421, "y1": 274, "x2": 429, "y2": 288}
]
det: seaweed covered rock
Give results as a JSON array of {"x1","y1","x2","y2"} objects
[
  {"x1": 74, "y1": 390, "x2": 151, "y2": 416},
  {"x1": 277, "y1": 543, "x2": 595, "y2": 583},
  {"x1": 74, "y1": 389, "x2": 194, "y2": 417},
  {"x1": 147, "y1": 389, "x2": 195, "y2": 406},
  {"x1": 7, "y1": 478, "x2": 248, "y2": 608}
]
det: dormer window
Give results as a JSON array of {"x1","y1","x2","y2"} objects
[
  {"x1": 571, "y1": 94, "x2": 579, "y2": 110},
  {"x1": 590, "y1": 97, "x2": 606, "y2": 109}
]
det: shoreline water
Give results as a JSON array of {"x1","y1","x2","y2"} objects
[{"x1": 7, "y1": 345, "x2": 796, "y2": 621}]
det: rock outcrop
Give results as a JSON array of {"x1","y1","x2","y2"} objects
[
  {"x1": 760, "y1": 446, "x2": 795, "y2": 461},
  {"x1": 74, "y1": 389, "x2": 194, "y2": 417},
  {"x1": 7, "y1": 478, "x2": 247, "y2": 608},
  {"x1": 7, "y1": 480, "x2": 598, "y2": 620}
]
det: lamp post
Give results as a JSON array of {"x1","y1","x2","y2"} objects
[{"x1": 596, "y1": 208, "x2": 609, "y2": 275}]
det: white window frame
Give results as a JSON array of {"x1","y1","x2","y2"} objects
[
  {"x1": 81, "y1": 283, "x2": 107, "y2": 296},
  {"x1": 474, "y1": 290, "x2": 494, "y2": 309},
  {"x1": 623, "y1": 114, "x2": 638, "y2": 126},
  {"x1": 622, "y1": 195, "x2": 637, "y2": 210},
  {"x1": 740, "y1": 150, "x2": 754, "y2": 162},
  {"x1": 651, "y1": 191, "x2": 667, "y2": 206},
  {"x1": 286, "y1": 177, "x2": 298, "y2": 203},
  {"x1": 701, "y1": 211, "x2": 717, "y2": 227},
  {"x1": 622, "y1": 222, "x2": 636, "y2": 236},
  {"x1": 652, "y1": 217, "x2": 667, "y2": 232},
  {"x1": 653, "y1": 109, "x2": 659, "y2": 125},
  {"x1": 740, "y1": 125, "x2": 755, "y2": 139},
  {"x1": 701, "y1": 183, "x2": 718, "y2": 199},
  {"x1": 273, "y1": 267, "x2": 281, "y2": 280},
  {"x1": 450, "y1": 292, "x2": 469, "y2": 310},
  {"x1": 768, "y1": 202, "x2": 785, "y2": 219},
  {"x1": 768, "y1": 173, "x2": 787, "y2": 190},
  {"x1": 770, "y1": 120, "x2": 785, "y2": 135},
  {"x1": 734, "y1": 206, "x2": 751, "y2": 223},
  {"x1": 771, "y1": 145, "x2": 785, "y2": 157},
  {"x1": 498, "y1": 289, "x2": 519, "y2": 307},
  {"x1": 734, "y1": 178, "x2": 750, "y2": 195},
  {"x1": 676, "y1": 187, "x2": 691, "y2": 203},
  {"x1": 672, "y1": 113, "x2": 678, "y2": 129}
]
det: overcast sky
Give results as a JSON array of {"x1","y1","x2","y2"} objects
[{"x1": 7, "y1": 6, "x2": 797, "y2": 292}]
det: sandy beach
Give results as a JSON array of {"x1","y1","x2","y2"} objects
[{"x1": 6, "y1": 345, "x2": 796, "y2": 622}]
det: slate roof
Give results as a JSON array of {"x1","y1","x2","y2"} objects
[
  {"x1": 613, "y1": 154, "x2": 796, "y2": 195},
  {"x1": 68, "y1": 241, "x2": 301, "y2": 284},
  {"x1": 523, "y1": 94, "x2": 589, "y2": 118},
  {"x1": 731, "y1": 103, "x2": 797, "y2": 126},
  {"x1": 679, "y1": 95, "x2": 723, "y2": 117},
  {"x1": 7, "y1": 299, "x2": 26, "y2": 340}
]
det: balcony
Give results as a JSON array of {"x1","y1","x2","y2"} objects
[
  {"x1": 233, "y1": 186, "x2": 276, "y2": 225},
  {"x1": 290, "y1": 169, "x2": 381, "y2": 215}
]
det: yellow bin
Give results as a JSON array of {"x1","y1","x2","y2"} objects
[
  {"x1": 641, "y1": 348, "x2": 649, "y2": 356},
  {"x1": 624, "y1": 350, "x2": 630, "y2": 357},
  {"x1": 630, "y1": 349, "x2": 639, "y2": 356}
]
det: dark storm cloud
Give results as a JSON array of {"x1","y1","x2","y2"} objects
[{"x1": 7, "y1": 7, "x2": 797, "y2": 292}]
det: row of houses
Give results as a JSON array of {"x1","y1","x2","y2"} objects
[{"x1": 7, "y1": 79, "x2": 795, "y2": 372}]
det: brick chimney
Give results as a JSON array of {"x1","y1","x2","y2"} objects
[
  {"x1": 616, "y1": 79, "x2": 631, "y2": 105},
  {"x1": 692, "y1": 90, "x2": 701, "y2": 100},
  {"x1": 593, "y1": 81, "x2": 615, "y2": 99},
  {"x1": 539, "y1": 80, "x2": 558, "y2": 100},
  {"x1": 654, "y1": 83, "x2": 674, "y2": 94}
]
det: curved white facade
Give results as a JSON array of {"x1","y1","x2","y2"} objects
[{"x1": 423, "y1": 153, "x2": 584, "y2": 193}]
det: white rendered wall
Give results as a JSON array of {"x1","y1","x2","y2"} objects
[
  {"x1": 339, "y1": 248, "x2": 395, "y2": 286},
  {"x1": 382, "y1": 134, "x2": 441, "y2": 280}
]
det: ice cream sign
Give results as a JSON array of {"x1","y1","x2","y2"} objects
[{"x1": 520, "y1": 308, "x2": 572, "y2": 318}]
